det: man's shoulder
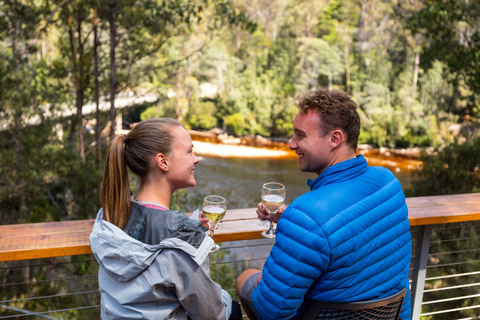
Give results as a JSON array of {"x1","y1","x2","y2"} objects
[
  {"x1": 288, "y1": 166, "x2": 404, "y2": 221},
  {"x1": 285, "y1": 187, "x2": 348, "y2": 225},
  {"x1": 367, "y1": 164, "x2": 396, "y2": 178}
]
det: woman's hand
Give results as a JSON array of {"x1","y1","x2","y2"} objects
[
  {"x1": 198, "y1": 215, "x2": 210, "y2": 229},
  {"x1": 198, "y1": 210, "x2": 221, "y2": 229},
  {"x1": 256, "y1": 203, "x2": 287, "y2": 223}
]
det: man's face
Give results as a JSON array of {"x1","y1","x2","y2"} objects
[{"x1": 289, "y1": 110, "x2": 332, "y2": 175}]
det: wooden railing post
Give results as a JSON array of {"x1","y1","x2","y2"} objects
[{"x1": 411, "y1": 224, "x2": 432, "y2": 319}]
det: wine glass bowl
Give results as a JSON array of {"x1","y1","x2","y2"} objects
[
  {"x1": 202, "y1": 195, "x2": 227, "y2": 252},
  {"x1": 261, "y1": 182, "x2": 286, "y2": 239}
]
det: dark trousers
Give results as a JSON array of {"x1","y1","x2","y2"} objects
[
  {"x1": 229, "y1": 300, "x2": 243, "y2": 320},
  {"x1": 187, "y1": 300, "x2": 242, "y2": 320}
]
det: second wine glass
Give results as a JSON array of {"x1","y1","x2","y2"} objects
[
  {"x1": 261, "y1": 182, "x2": 286, "y2": 239},
  {"x1": 202, "y1": 195, "x2": 227, "y2": 252}
]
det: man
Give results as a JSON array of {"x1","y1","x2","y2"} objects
[{"x1": 236, "y1": 88, "x2": 412, "y2": 320}]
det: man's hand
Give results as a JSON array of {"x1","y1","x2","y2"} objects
[{"x1": 256, "y1": 203, "x2": 287, "y2": 223}]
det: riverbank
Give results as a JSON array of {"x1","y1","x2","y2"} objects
[
  {"x1": 190, "y1": 129, "x2": 425, "y2": 167},
  {"x1": 193, "y1": 140, "x2": 295, "y2": 158}
]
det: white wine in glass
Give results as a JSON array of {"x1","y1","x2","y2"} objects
[
  {"x1": 202, "y1": 195, "x2": 227, "y2": 252},
  {"x1": 261, "y1": 182, "x2": 286, "y2": 239}
]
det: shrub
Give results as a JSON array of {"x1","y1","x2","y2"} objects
[
  {"x1": 406, "y1": 135, "x2": 480, "y2": 197},
  {"x1": 224, "y1": 113, "x2": 248, "y2": 136}
]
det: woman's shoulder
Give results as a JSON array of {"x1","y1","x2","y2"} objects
[{"x1": 127, "y1": 201, "x2": 206, "y2": 247}]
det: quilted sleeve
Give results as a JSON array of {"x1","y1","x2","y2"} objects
[{"x1": 252, "y1": 207, "x2": 330, "y2": 320}]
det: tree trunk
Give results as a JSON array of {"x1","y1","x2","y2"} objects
[
  {"x1": 67, "y1": 5, "x2": 89, "y2": 219},
  {"x1": 76, "y1": 9, "x2": 86, "y2": 163},
  {"x1": 344, "y1": 40, "x2": 351, "y2": 95},
  {"x1": 109, "y1": 0, "x2": 117, "y2": 141},
  {"x1": 305, "y1": 11, "x2": 311, "y2": 37},
  {"x1": 176, "y1": 65, "x2": 184, "y2": 123},
  {"x1": 93, "y1": 8, "x2": 102, "y2": 167},
  {"x1": 66, "y1": 7, "x2": 86, "y2": 163},
  {"x1": 11, "y1": 0, "x2": 27, "y2": 218},
  {"x1": 328, "y1": 66, "x2": 333, "y2": 90},
  {"x1": 358, "y1": 0, "x2": 368, "y2": 64},
  {"x1": 263, "y1": 0, "x2": 272, "y2": 36},
  {"x1": 412, "y1": 34, "x2": 421, "y2": 98},
  {"x1": 236, "y1": 25, "x2": 242, "y2": 56}
]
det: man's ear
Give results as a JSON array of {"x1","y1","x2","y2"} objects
[
  {"x1": 156, "y1": 153, "x2": 169, "y2": 171},
  {"x1": 330, "y1": 129, "x2": 344, "y2": 149}
]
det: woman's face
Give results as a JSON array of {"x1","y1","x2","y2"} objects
[{"x1": 166, "y1": 126, "x2": 200, "y2": 190}]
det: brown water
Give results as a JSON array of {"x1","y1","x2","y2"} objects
[
  {"x1": 190, "y1": 150, "x2": 419, "y2": 211},
  {"x1": 190, "y1": 139, "x2": 421, "y2": 264}
]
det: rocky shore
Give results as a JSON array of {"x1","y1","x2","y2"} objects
[{"x1": 190, "y1": 129, "x2": 426, "y2": 160}]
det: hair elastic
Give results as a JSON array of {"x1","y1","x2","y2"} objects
[{"x1": 124, "y1": 134, "x2": 128, "y2": 144}]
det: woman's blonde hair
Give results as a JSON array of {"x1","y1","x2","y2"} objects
[{"x1": 100, "y1": 118, "x2": 181, "y2": 229}]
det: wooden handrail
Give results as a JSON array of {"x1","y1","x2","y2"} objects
[{"x1": 0, "y1": 193, "x2": 479, "y2": 262}]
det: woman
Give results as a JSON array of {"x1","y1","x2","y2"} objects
[{"x1": 89, "y1": 118, "x2": 240, "y2": 320}]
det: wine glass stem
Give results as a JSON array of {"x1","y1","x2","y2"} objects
[
  {"x1": 210, "y1": 228, "x2": 215, "y2": 239},
  {"x1": 268, "y1": 211, "x2": 276, "y2": 230}
]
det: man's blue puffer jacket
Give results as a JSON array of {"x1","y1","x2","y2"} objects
[{"x1": 252, "y1": 155, "x2": 412, "y2": 320}]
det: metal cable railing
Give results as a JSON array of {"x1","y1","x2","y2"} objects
[
  {"x1": 416, "y1": 222, "x2": 480, "y2": 319},
  {"x1": 0, "y1": 255, "x2": 100, "y2": 319},
  {"x1": 2, "y1": 222, "x2": 480, "y2": 319},
  {"x1": 0, "y1": 305, "x2": 100, "y2": 319},
  {"x1": 0, "y1": 275, "x2": 98, "y2": 288}
]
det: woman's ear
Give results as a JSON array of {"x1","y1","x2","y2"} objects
[{"x1": 156, "y1": 153, "x2": 169, "y2": 171}]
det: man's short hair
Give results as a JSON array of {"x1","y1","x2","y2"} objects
[{"x1": 295, "y1": 88, "x2": 360, "y2": 150}]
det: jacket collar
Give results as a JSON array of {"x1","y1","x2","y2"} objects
[{"x1": 307, "y1": 154, "x2": 368, "y2": 191}]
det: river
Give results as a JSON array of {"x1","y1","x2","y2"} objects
[
  {"x1": 186, "y1": 141, "x2": 420, "y2": 268},
  {"x1": 187, "y1": 149, "x2": 418, "y2": 211}
]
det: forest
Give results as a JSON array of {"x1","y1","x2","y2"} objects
[
  {"x1": 0, "y1": 0, "x2": 479, "y2": 318},
  {"x1": 1, "y1": 0, "x2": 479, "y2": 223}
]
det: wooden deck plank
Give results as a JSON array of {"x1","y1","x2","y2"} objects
[
  {"x1": 407, "y1": 193, "x2": 480, "y2": 225},
  {"x1": 1, "y1": 193, "x2": 479, "y2": 262},
  {"x1": 0, "y1": 220, "x2": 94, "y2": 237},
  {"x1": 406, "y1": 193, "x2": 480, "y2": 207}
]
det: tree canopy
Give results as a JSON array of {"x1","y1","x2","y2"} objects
[{"x1": 0, "y1": 0, "x2": 479, "y2": 223}]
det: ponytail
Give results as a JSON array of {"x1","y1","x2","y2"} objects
[
  {"x1": 100, "y1": 135, "x2": 131, "y2": 229},
  {"x1": 100, "y1": 118, "x2": 181, "y2": 229}
]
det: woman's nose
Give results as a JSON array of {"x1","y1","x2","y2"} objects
[{"x1": 289, "y1": 139, "x2": 297, "y2": 150}]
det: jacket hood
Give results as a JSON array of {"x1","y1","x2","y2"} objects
[{"x1": 89, "y1": 209, "x2": 213, "y2": 282}]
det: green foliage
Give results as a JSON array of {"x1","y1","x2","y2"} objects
[
  {"x1": 395, "y1": 115, "x2": 439, "y2": 148},
  {"x1": 418, "y1": 60, "x2": 455, "y2": 115},
  {"x1": 141, "y1": 98, "x2": 178, "y2": 120},
  {"x1": 296, "y1": 37, "x2": 344, "y2": 91},
  {"x1": 0, "y1": 255, "x2": 100, "y2": 319},
  {"x1": 210, "y1": 248, "x2": 248, "y2": 300},
  {"x1": 224, "y1": 112, "x2": 248, "y2": 136},
  {"x1": 1, "y1": 0, "x2": 480, "y2": 317},
  {"x1": 271, "y1": 100, "x2": 297, "y2": 137},
  {"x1": 170, "y1": 189, "x2": 204, "y2": 213},
  {"x1": 406, "y1": 135, "x2": 480, "y2": 197},
  {"x1": 405, "y1": 0, "x2": 480, "y2": 119},
  {"x1": 187, "y1": 101, "x2": 218, "y2": 130}
]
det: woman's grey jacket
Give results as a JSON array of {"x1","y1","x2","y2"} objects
[{"x1": 89, "y1": 201, "x2": 232, "y2": 320}]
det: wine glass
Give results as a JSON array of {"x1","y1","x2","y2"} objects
[
  {"x1": 202, "y1": 195, "x2": 227, "y2": 252},
  {"x1": 261, "y1": 182, "x2": 286, "y2": 239}
]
